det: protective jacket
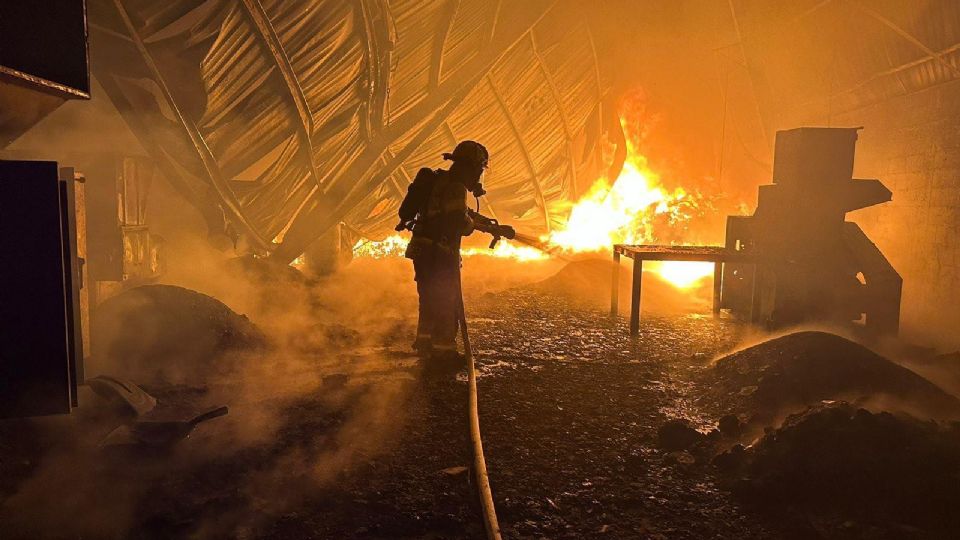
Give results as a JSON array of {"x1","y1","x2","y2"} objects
[{"x1": 399, "y1": 168, "x2": 472, "y2": 259}]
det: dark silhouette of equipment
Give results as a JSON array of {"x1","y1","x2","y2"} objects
[
  {"x1": 0, "y1": 1, "x2": 90, "y2": 146},
  {"x1": 721, "y1": 127, "x2": 902, "y2": 335},
  {"x1": 613, "y1": 127, "x2": 902, "y2": 337},
  {"x1": 0, "y1": 162, "x2": 86, "y2": 417}
]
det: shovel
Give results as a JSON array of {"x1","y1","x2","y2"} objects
[{"x1": 100, "y1": 406, "x2": 229, "y2": 448}]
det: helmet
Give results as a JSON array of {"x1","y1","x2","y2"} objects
[{"x1": 442, "y1": 140, "x2": 489, "y2": 169}]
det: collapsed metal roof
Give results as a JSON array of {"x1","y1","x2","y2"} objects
[{"x1": 88, "y1": 0, "x2": 622, "y2": 262}]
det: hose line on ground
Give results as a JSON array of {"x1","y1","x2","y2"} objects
[{"x1": 457, "y1": 264, "x2": 503, "y2": 540}]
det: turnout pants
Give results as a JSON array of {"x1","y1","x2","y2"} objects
[{"x1": 413, "y1": 251, "x2": 460, "y2": 354}]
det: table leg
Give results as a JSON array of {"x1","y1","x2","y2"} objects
[
  {"x1": 713, "y1": 262, "x2": 722, "y2": 316},
  {"x1": 750, "y1": 263, "x2": 760, "y2": 324},
  {"x1": 610, "y1": 250, "x2": 620, "y2": 316},
  {"x1": 630, "y1": 258, "x2": 642, "y2": 336}
]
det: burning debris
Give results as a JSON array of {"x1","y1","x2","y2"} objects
[{"x1": 544, "y1": 150, "x2": 712, "y2": 253}]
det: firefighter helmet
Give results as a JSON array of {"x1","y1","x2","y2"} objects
[{"x1": 442, "y1": 140, "x2": 489, "y2": 169}]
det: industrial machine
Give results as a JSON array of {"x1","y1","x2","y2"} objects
[{"x1": 721, "y1": 127, "x2": 902, "y2": 335}]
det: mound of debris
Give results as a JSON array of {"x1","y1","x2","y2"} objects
[
  {"x1": 531, "y1": 258, "x2": 709, "y2": 314},
  {"x1": 718, "y1": 402, "x2": 960, "y2": 534},
  {"x1": 705, "y1": 331, "x2": 960, "y2": 424},
  {"x1": 91, "y1": 285, "x2": 267, "y2": 383}
]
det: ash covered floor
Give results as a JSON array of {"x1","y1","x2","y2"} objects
[
  {"x1": 465, "y1": 289, "x2": 774, "y2": 539},
  {"x1": 2, "y1": 259, "x2": 959, "y2": 539}
]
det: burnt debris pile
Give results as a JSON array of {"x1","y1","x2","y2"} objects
[
  {"x1": 91, "y1": 284, "x2": 267, "y2": 384},
  {"x1": 703, "y1": 331, "x2": 960, "y2": 425},
  {"x1": 685, "y1": 331, "x2": 960, "y2": 534},
  {"x1": 717, "y1": 402, "x2": 960, "y2": 534}
]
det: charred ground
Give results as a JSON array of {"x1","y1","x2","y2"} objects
[{"x1": 1, "y1": 259, "x2": 959, "y2": 539}]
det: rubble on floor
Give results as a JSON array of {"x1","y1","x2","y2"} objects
[
  {"x1": 8, "y1": 266, "x2": 955, "y2": 538},
  {"x1": 703, "y1": 331, "x2": 960, "y2": 427},
  {"x1": 716, "y1": 401, "x2": 960, "y2": 535},
  {"x1": 657, "y1": 418, "x2": 705, "y2": 451}
]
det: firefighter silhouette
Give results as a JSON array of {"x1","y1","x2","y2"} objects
[{"x1": 397, "y1": 141, "x2": 489, "y2": 364}]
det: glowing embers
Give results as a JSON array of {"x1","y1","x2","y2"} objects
[{"x1": 353, "y1": 234, "x2": 407, "y2": 259}]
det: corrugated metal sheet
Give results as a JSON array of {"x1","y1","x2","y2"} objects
[{"x1": 90, "y1": 0, "x2": 618, "y2": 260}]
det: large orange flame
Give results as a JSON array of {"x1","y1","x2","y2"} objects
[
  {"x1": 353, "y1": 96, "x2": 718, "y2": 290},
  {"x1": 544, "y1": 136, "x2": 713, "y2": 288}
]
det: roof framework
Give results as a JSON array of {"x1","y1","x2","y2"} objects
[{"x1": 91, "y1": 0, "x2": 617, "y2": 259}]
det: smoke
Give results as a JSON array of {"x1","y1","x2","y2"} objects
[
  {"x1": 0, "y1": 230, "x2": 432, "y2": 538},
  {"x1": 709, "y1": 322, "x2": 960, "y2": 438}
]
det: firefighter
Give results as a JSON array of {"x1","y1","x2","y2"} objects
[{"x1": 398, "y1": 140, "x2": 489, "y2": 366}]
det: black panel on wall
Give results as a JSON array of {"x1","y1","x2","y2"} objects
[
  {"x1": 0, "y1": 0, "x2": 90, "y2": 94},
  {"x1": 0, "y1": 160, "x2": 75, "y2": 417}
]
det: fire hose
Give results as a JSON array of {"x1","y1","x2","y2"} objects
[
  {"x1": 394, "y1": 208, "x2": 526, "y2": 538},
  {"x1": 453, "y1": 205, "x2": 505, "y2": 537},
  {"x1": 457, "y1": 261, "x2": 503, "y2": 540}
]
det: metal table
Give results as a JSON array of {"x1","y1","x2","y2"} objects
[{"x1": 611, "y1": 244, "x2": 749, "y2": 335}]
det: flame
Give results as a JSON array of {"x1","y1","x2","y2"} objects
[
  {"x1": 352, "y1": 234, "x2": 548, "y2": 262},
  {"x1": 542, "y1": 130, "x2": 713, "y2": 289},
  {"x1": 352, "y1": 95, "x2": 719, "y2": 290},
  {"x1": 545, "y1": 159, "x2": 696, "y2": 251},
  {"x1": 353, "y1": 234, "x2": 408, "y2": 259},
  {"x1": 462, "y1": 240, "x2": 547, "y2": 261}
]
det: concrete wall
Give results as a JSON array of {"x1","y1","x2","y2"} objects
[{"x1": 778, "y1": 82, "x2": 960, "y2": 350}]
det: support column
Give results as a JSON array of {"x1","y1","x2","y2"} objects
[
  {"x1": 630, "y1": 257, "x2": 643, "y2": 336},
  {"x1": 713, "y1": 261, "x2": 723, "y2": 316},
  {"x1": 610, "y1": 249, "x2": 620, "y2": 316}
]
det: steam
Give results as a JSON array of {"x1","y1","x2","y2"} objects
[{"x1": 0, "y1": 234, "x2": 428, "y2": 538}]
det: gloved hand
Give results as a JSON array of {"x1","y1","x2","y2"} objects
[{"x1": 462, "y1": 212, "x2": 476, "y2": 236}]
